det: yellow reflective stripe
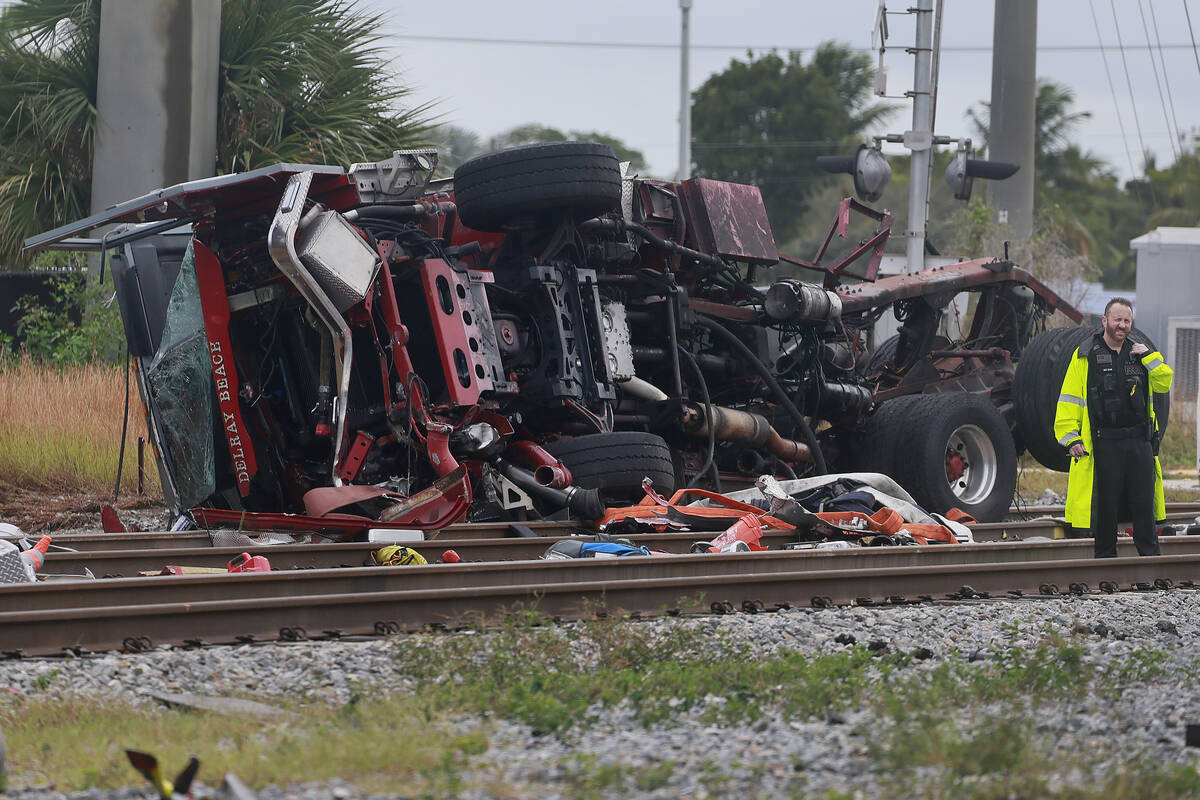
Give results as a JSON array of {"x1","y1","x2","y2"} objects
[
  {"x1": 1057, "y1": 393, "x2": 1086, "y2": 407},
  {"x1": 1059, "y1": 432, "x2": 1082, "y2": 446},
  {"x1": 1145, "y1": 356, "x2": 1164, "y2": 370}
]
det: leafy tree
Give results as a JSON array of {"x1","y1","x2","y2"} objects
[
  {"x1": 690, "y1": 44, "x2": 893, "y2": 242},
  {"x1": 967, "y1": 80, "x2": 1095, "y2": 184},
  {"x1": 967, "y1": 79, "x2": 1153, "y2": 288},
  {"x1": 0, "y1": 0, "x2": 434, "y2": 266},
  {"x1": 484, "y1": 123, "x2": 649, "y2": 174},
  {"x1": 428, "y1": 124, "x2": 484, "y2": 177}
]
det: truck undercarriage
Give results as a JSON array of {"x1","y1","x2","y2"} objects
[{"x1": 26, "y1": 142, "x2": 1082, "y2": 532}]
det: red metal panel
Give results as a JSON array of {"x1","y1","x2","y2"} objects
[
  {"x1": 193, "y1": 241, "x2": 259, "y2": 496},
  {"x1": 418, "y1": 258, "x2": 495, "y2": 406},
  {"x1": 679, "y1": 178, "x2": 778, "y2": 265},
  {"x1": 338, "y1": 430, "x2": 376, "y2": 482}
]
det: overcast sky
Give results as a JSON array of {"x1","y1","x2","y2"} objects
[{"x1": 371, "y1": 0, "x2": 1200, "y2": 182}]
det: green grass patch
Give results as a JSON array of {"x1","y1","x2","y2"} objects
[
  {"x1": 872, "y1": 709, "x2": 1200, "y2": 800},
  {"x1": 3, "y1": 614, "x2": 1189, "y2": 797},
  {"x1": 394, "y1": 611, "x2": 886, "y2": 736},
  {"x1": 0, "y1": 691, "x2": 493, "y2": 796},
  {"x1": 557, "y1": 754, "x2": 676, "y2": 799}
]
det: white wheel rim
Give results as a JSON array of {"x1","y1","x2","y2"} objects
[{"x1": 945, "y1": 424, "x2": 997, "y2": 505}]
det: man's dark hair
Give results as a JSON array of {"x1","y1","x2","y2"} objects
[{"x1": 1103, "y1": 297, "x2": 1133, "y2": 316}]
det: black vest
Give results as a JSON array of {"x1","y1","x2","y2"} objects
[{"x1": 1086, "y1": 333, "x2": 1148, "y2": 430}]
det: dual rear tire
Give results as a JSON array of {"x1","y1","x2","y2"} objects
[{"x1": 860, "y1": 392, "x2": 1017, "y2": 522}]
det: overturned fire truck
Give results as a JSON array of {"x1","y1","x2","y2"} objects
[{"x1": 26, "y1": 142, "x2": 1082, "y2": 533}]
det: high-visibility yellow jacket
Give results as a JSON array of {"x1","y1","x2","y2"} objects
[{"x1": 1053, "y1": 341, "x2": 1173, "y2": 529}]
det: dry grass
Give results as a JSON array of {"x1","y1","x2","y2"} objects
[{"x1": 0, "y1": 357, "x2": 160, "y2": 497}]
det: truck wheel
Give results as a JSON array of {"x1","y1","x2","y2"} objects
[
  {"x1": 862, "y1": 393, "x2": 1016, "y2": 521},
  {"x1": 453, "y1": 142, "x2": 622, "y2": 232},
  {"x1": 1013, "y1": 326, "x2": 1093, "y2": 472},
  {"x1": 1014, "y1": 324, "x2": 1168, "y2": 472},
  {"x1": 902, "y1": 393, "x2": 1017, "y2": 521},
  {"x1": 857, "y1": 393, "x2": 923, "y2": 476},
  {"x1": 545, "y1": 431, "x2": 675, "y2": 501}
]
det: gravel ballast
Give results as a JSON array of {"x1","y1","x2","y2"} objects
[{"x1": 4, "y1": 592, "x2": 1200, "y2": 799}]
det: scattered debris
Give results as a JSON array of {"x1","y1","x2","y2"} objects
[{"x1": 126, "y1": 749, "x2": 199, "y2": 800}]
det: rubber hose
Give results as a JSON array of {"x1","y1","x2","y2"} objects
[
  {"x1": 695, "y1": 315, "x2": 827, "y2": 475},
  {"x1": 496, "y1": 460, "x2": 607, "y2": 521},
  {"x1": 677, "y1": 346, "x2": 720, "y2": 491}
]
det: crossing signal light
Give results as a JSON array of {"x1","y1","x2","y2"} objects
[
  {"x1": 816, "y1": 145, "x2": 891, "y2": 203},
  {"x1": 944, "y1": 148, "x2": 1019, "y2": 201}
]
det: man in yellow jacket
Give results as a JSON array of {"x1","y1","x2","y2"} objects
[{"x1": 1054, "y1": 298, "x2": 1173, "y2": 557}]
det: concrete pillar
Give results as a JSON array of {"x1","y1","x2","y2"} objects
[
  {"x1": 986, "y1": 0, "x2": 1037, "y2": 240},
  {"x1": 91, "y1": 0, "x2": 220, "y2": 214}
]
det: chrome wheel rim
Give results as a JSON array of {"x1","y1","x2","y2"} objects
[{"x1": 945, "y1": 424, "x2": 996, "y2": 505}]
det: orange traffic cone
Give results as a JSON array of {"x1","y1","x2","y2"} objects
[{"x1": 19, "y1": 536, "x2": 51, "y2": 579}]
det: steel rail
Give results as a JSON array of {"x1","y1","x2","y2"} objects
[
  {"x1": 16, "y1": 538, "x2": 1200, "y2": 614},
  {"x1": 43, "y1": 520, "x2": 574, "y2": 551},
  {"x1": 2, "y1": 552, "x2": 1198, "y2": 656},
  {"x1": 36, "y1": 502, "x2": 1200, "y2": 553},
  {"x1": 36, "y1": 526, "x2": 1200, "y2": 578},
  {"x1": 39, "y1": 512, "x2": 1200, "y2": 566}
]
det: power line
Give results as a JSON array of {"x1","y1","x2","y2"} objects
[
  {"x1": 1147, "y1": 0, "x2": 1184, "y2": 155},
  {"x1": 1185, "y1": 0, "x2": 1200, "y2": 80},
  {"x1": 1089, "y1": 0, "x2": 1138, "y2": 178},
  {"x1": 390, "y1": 32, "x2": 1200, "y2": 54},
  {"x1": 1137, "y1": 0, "x2": 1180, "y2": 158},
  {"x1": 1109, "y1": 0, "x2": 1153, "y2": 176}
]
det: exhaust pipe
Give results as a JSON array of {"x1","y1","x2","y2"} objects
[
  {"x1": 496, "y1": 460, "x2": 607, "y2": 521},
  {"x1": 505, "y1": 441, "x2": 573, "y2": 489},
  {"x1": 680, "y1": 403, "x2": 812, "y2": 462}
]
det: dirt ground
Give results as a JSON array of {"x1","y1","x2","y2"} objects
[{"x1": 0, "y1": 480, "x2": 170, "y2": 534}]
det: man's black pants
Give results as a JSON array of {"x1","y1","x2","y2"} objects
[{"x1": 1090, "y1": 434, "x2": 1159, "y2": 558}]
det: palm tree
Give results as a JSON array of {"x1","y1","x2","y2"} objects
[
  {"x1": 965, "y1": 79, "x2": 1094, "y2": 182},
  {"x1": 0, "y1": 0, "x2": 434, "y2": 265}
]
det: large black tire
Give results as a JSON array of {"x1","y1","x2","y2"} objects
[
  {"x1": 1013, "y1": 325, "x2": 1168, "y2": 472},
  {"x1": 453, "y1": 142, "x2": 622, "y2": 232},
  {"x1": 856, "y1": 393, "x2": 923, "y2": 476},
  {"x1": 864, "y1": 334, "x2": 901, "y2": 376},
  {"x1": 860, "y1": 393, "x2": 1018, "y2": 522},
  {"x1": 1013, "y1": 326, "x2": 1094, "y2": 472},
  {"x1": 545, "y1": 431, "x2": 675, "y2": 501}
]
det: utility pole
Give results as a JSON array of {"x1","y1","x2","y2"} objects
[
  {"x1": 904, "y1": 0, "x2": 936, "y2": 272},
  {"x1": 91, "y1": 0, "x2": 220, "y2": 216},
  {"x1": 986, "y1": 0, "x2": 1037, "y2": 240},
  {"x1": 678, "y1": 0, "x2": 692, "y2": 181}
]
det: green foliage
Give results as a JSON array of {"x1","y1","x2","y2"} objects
[
  {"x1": 483, "y1": 123, "x2": 649, "y2": 173},
  {"x1": 427, "y1": 123, "x2": 483, "y2": 177},
  {"x1": 0, "y1": 0, "x2": 434, "y2": 266},
  {"x1": 963, "y1": 78, "x2": 1200, "y2": 289},
  {"x1": 216, "y1": 0, "x2": 433, "y2": 174},
  {"x1": 1, "y1": 255, "x2": 125, "y2": 365},
  {"x1": 32, "y1": 669, "x2": 59, "y2": 691},
  {"x1": 690, "y1": 43, "x2": 894, "y2": 242},
  {"x1": 0, "y1": 0, "x2": 99, "y2": 267},
  {"x1": 1, "y1": 691, "x2": 494, "y2": 794}
]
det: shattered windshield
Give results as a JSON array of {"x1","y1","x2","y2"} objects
[{"x1": 145, "y1": 240, "x2": 216, "y2": 507}]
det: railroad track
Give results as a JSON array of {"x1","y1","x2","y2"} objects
[
  {"x1": 33, "y1": 515, "x2": 1200, "y2": 577},
  {"x1": 4, "y1": 503, "x2": 1196, "y2": 657},
  {"x1": 6, "y1": 537, "x2": 1200, "y2": 657},
  {"x1": 37, "y1": 509, "x2": 1200, "y2": 572}
]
